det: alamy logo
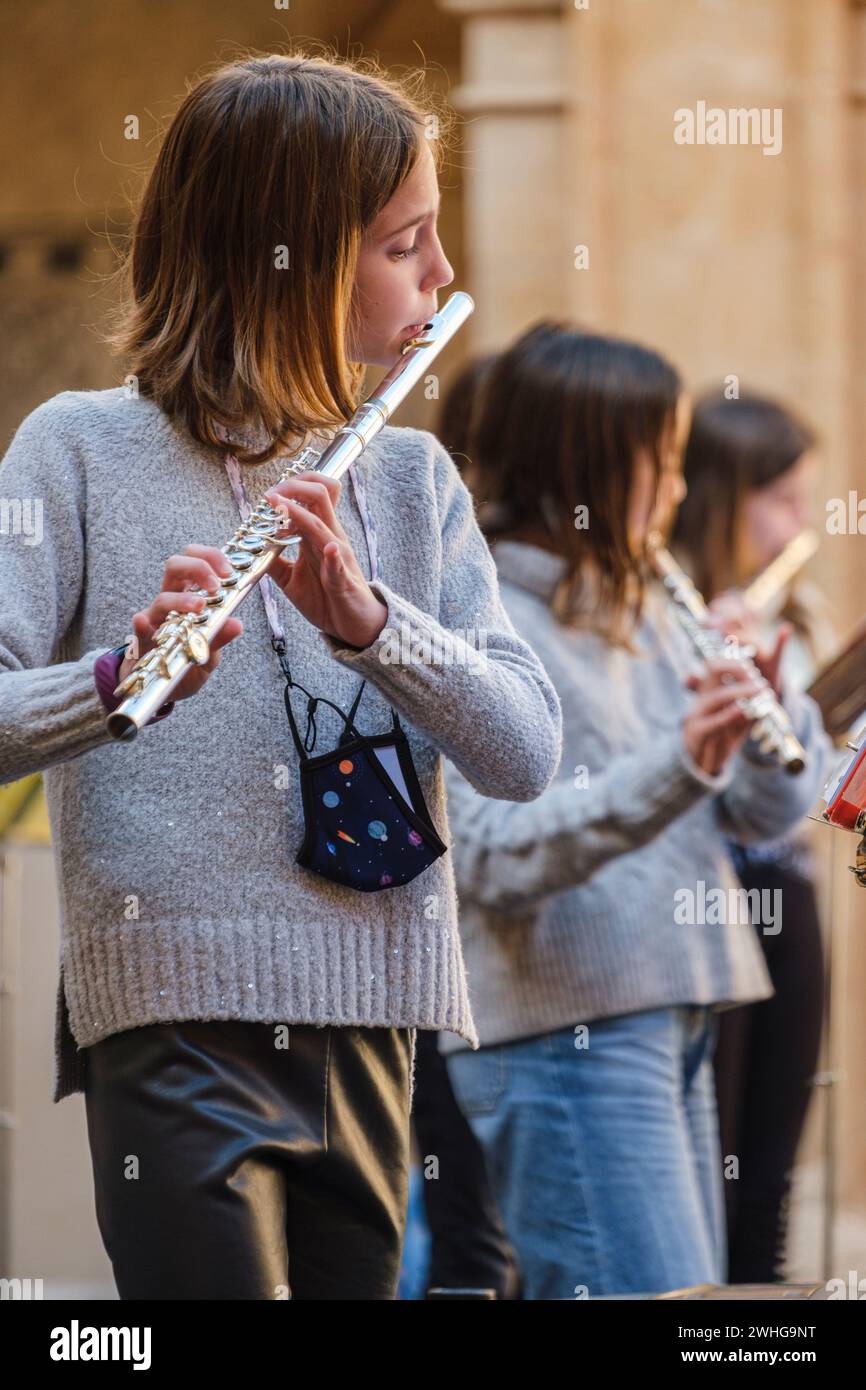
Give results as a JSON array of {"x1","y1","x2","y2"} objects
[
  {"x1": 826, "y1": 1270, "x2": 866, "y2": 1299},
  {"x1": 377, "y1": 621, "x2": 488, "y2": 673},
  {"x1": 0, "y1": 1277, "x2": 43, "y2": 1299},
  {"x1": 826, "y1": 492, "x2": 866, "y2": 535},
  {"x1": 674, "y1": 101, "x2": 782, "y2": 157},
  {"x1": 674, "y1": 880, "x2": 782, "y2": 935},
  {"x1": 49, "y1": 1320, "x2": 151, "y2": 1370},
  {"x1": 0, "y1": 496, "x2": 43, "y2": 545}
]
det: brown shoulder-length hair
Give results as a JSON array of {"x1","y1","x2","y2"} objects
[
  {"x1": 102, "y1": 48, "x2": 452, "y2": 464},
  {"x1": 464, "y1": 321, "x2": 682, "y2": 643},
  {"x1": 672, "y1": 389, "x2": 817, "y2": 598}
]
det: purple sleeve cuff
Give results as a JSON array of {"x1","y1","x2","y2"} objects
[{"x1": 94, "y1": 648, "x2": 175, "y2": 724}]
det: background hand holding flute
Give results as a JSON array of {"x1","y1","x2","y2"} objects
[
  {"x1": 681, "y1": 587, "x2": 795, "y2": 777},
  {"x1": 682, "y1": 657, "x2": 780, "y2": 777}
]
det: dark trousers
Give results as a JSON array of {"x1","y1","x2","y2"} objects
[
  {"x1": 713, "y1": 861, "x2": 825, "y2": 1282},
  {"x1": 411, "y1": 1028, "x2": 520, "y2": 1298},
  {"x1": 84, "y1": 1019, "x2": 413, "y2": 1299}
]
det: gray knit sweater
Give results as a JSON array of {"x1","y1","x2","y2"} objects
[
  {"x1": 0, "y1": 389, "x2": 562, "y2": 1101},
  {"x1": 439, "y1": 540, "x2": 833, "y2": 1056}
]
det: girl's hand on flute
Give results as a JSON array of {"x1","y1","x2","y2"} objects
[
  {"x1": 264, "y1": 472, "x2": 388, "y2": 650},
  {"x1": 706, "y1": 590, "x2": 759, "y2": 647},
  {"x1": 116, "y1": 545, "x2": 244, "y2": 701},
  {"x1": 706, "y1": 590, "x2": 792, "y2": 698},
  {"x1": 749, "y1": 625, "x2": 791, "y2": 699},
  {"x1": 682, "y1": 659, "x2": 768, "y2": 776}
]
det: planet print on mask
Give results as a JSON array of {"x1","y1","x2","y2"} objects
[
  {"x1": 322, "y1": 790, "x2": 340, "y2": 808},
  {"x1": 379, "y1": 873, "x2": 393, "y2": 886},
  {"x1": 408, "y1": 829, "x2": 423, "y2": 847},
  {"x1": 339, "y1": 759, "x2": 354, "y2": 774},
  {"x1": 368, "y1": 819, "x2": 388, "y2": 842},
  {"x1": 326, "y1": 841, "x2": 336, "y2": 855}
]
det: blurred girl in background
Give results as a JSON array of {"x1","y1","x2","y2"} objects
[
  {"x1": 440, "y1": 323, "x2": 830, "y2": 1299},
  {"x1": 672, "y1": 390, "x2": 834, "y2": 1282}
]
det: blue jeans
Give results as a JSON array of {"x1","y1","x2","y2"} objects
[{"x1": 445, "y1": 1006, "x2": 725, "y2": 1299}]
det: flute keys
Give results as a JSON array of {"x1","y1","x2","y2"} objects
[
  {"x1": 225, "y1": 551, "x2": 253, "y2": 570},
  {"x1": 237, "y1": 536, "x2": 266, "y2": 553},
  {"x1": 114, "y1": 667, "x2": 145, "y2": 697},
  {"x1": 183, "y1": 629, "x2": 210, "y2": 665},
  {"x1": 750, "y1": 690, "x2": 775, "y2": 719}
]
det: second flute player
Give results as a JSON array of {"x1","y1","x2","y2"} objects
[
  {"x1": 439, "y1": 323, "x2": 831, "y2": 1299},
  {"x1": 0, "y1": 52, "x2": 561, "y2": 1300}
]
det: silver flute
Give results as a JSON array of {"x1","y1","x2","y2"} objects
[
  {"x1": 648, "y1": 540, "x2": 807, "y2": 775},
  {"x1": 107, "y1": 290, "x2": 475, "y2": 741}
]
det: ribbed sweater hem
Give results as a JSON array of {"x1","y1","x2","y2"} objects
[
  {"x1": 438, "y1": 896, "x2": 774, "y2": 1056},
  {"x1": 53, "y1": 914, "x2": 480, "y2": 1102}
]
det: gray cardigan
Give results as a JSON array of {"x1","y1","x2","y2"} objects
[
  {"x1": 0, "y1": 390, "x2": 562, "y2": 1100},
  {"x1": 439, "y1": 540, "x2": 832, "y2": 1055}
]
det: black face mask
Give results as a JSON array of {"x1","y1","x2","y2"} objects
[{"x1": 273, "y1": 638, "x2": 448, "y2": 893}]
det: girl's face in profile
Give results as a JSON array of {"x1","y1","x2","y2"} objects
[
  {"x1": 737, "y1": 449, "x2": 819, "y2": 578},
  {"x1": 627, "y1": 393, "x2": 692, "y2": 553},
  {"x1": 350, "y1": 139, "x2": 455, "y2": 367}
]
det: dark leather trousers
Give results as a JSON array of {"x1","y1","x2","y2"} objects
[{"x1": 83, "y1": 1019, "x2": 413, "y2": 1300}]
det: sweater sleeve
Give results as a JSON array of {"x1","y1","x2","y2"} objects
[
  {"x1": 93, "y1": 647, "x2": 176, "y2": 725},
  {"x1": 0, "y1": 396, "x2": 122, "y2": 785},
  {"x1": 443, "y1": 728, "x2": 732, "y2": 913},
  {"x1": 713, "y1": 681, "x2": 833, "y2": 844},
  {"x1": 317, "y1": 436, "x2": 562, "y2": 802}
]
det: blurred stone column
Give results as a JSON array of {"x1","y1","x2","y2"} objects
[
  {"x1": 437, "y1": 0, "x2": 569, "y2": 353},
  {"x1": 562, "y1": 0, "x2": 857, "y2": 627}
]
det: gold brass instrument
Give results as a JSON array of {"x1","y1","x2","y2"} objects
[
  {"x1": 648, "y1": 538, "x2": 807, "y2": 775},
  {"x1": 741, "y1": 528, "x2": 819, "y2": 616},
  {"x1": 107, "y1": 291, "x2": 475, "y2": 741}
]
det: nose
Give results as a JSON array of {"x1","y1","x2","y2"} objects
[
  {"x1": 438, "y1": 253, "x2": 456, "y2": 290},
  {"x1": 425, "y1": 233, "x2": 455, "y2": 293}
]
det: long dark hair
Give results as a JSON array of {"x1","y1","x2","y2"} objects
[
  {"x1": 435, "y1": 352, "x2": 498, "y2": 477},
  {"x1": 464, "y1": 321, "x2": 682, "y2": 642},
  {"x1": 672, "y1": 390, "x2": 817, "y2": 598}
]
